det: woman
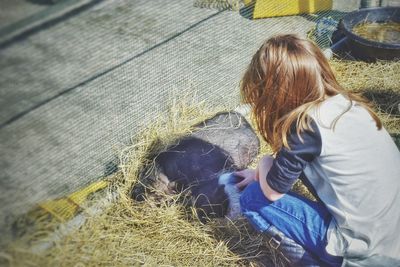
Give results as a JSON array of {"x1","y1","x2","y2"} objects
[{"x1": 235, "y1": 34, "x2": 400, "y2": 267}]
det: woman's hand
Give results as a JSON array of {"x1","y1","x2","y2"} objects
[
  {"x1": 235, "y1": 155, "x2": 274, "y2": 189},
  {"x1": 235, "y1": 155, "x2": 284, "y2": 201},
  {"x1": 234, "y1": 168, "x2": 258, "y2": 189},
  {"x1": 234, "y1": 155, "x2": 273, "y2": 189}
]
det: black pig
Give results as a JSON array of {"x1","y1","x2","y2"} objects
[{"x1": 131, "y1": 111, "x2": 260, "y2": 221}]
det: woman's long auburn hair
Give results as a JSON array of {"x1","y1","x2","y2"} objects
[{"x1": 240, "y1": 34, "x2": 382, "y2": 153}]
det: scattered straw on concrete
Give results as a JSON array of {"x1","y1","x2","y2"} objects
[
  {"x1": 193, "y1": 0, "x2": 244, "y2": 11},
  {"x1": 2, "y1": 94, "x2": 273, "y2": 267},
  {"x1": 2, "y1": 59, "x2": 399, "y2": 267}
]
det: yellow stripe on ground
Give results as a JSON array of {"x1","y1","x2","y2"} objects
[
  {"x1": 39, "y1": 180, "x2": 109, "y2": 221},
  {"x1": 246, "y1": 0, "x2": 332, "y2": 19}
]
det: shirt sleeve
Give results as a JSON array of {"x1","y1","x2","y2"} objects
[{"x1": 266, "y1": 119, "x2": 322, "y2": 194}]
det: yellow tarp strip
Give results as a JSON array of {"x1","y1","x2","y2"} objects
[
  {"x1": 244, "y1": 0, "x2": 332, "y2": 19},
  {"x1": 38, "y1": 180, "x2": 109, "y2": 221}
]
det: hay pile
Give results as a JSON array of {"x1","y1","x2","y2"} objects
[
  {"x1": 330, "y1": 59, "x2": 400, "y2": 143},
  {"x1": 3, "y1": 96, "x2": 277, "y2": 267},
  {"x1": 2, "y1": 59, "x2": 399, "y2": 267}
]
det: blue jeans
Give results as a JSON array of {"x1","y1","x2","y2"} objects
[{"x1": 240, "y1": 182, "x2": 343, "y2": 267}]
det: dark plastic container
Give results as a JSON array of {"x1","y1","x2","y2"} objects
[{"x1": 339, "y1": 7, "x2": 400, "y2": 61}]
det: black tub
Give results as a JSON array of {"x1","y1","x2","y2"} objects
[{"x1": 338, "y1": 7, "x2": 400, "y2": 61}]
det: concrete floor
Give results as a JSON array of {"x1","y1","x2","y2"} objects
[
  {"x1": 1, "y1": 0, "x2": 46, "y2": 28},
  {"x1": 0, "y1": 0, "x2": 359, "y2": 244}
]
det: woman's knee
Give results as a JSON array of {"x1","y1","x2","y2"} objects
[{"x1": 240, "y1": 181, "x2": 264, "y2": 211}]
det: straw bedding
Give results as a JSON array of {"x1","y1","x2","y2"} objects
[{"x1": 1, "y1": 59, "x2": 399, "y2": 267}]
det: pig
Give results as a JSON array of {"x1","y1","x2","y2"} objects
[{"x1": 130, "y1": 111, "x2": 260, "y2": 221}]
